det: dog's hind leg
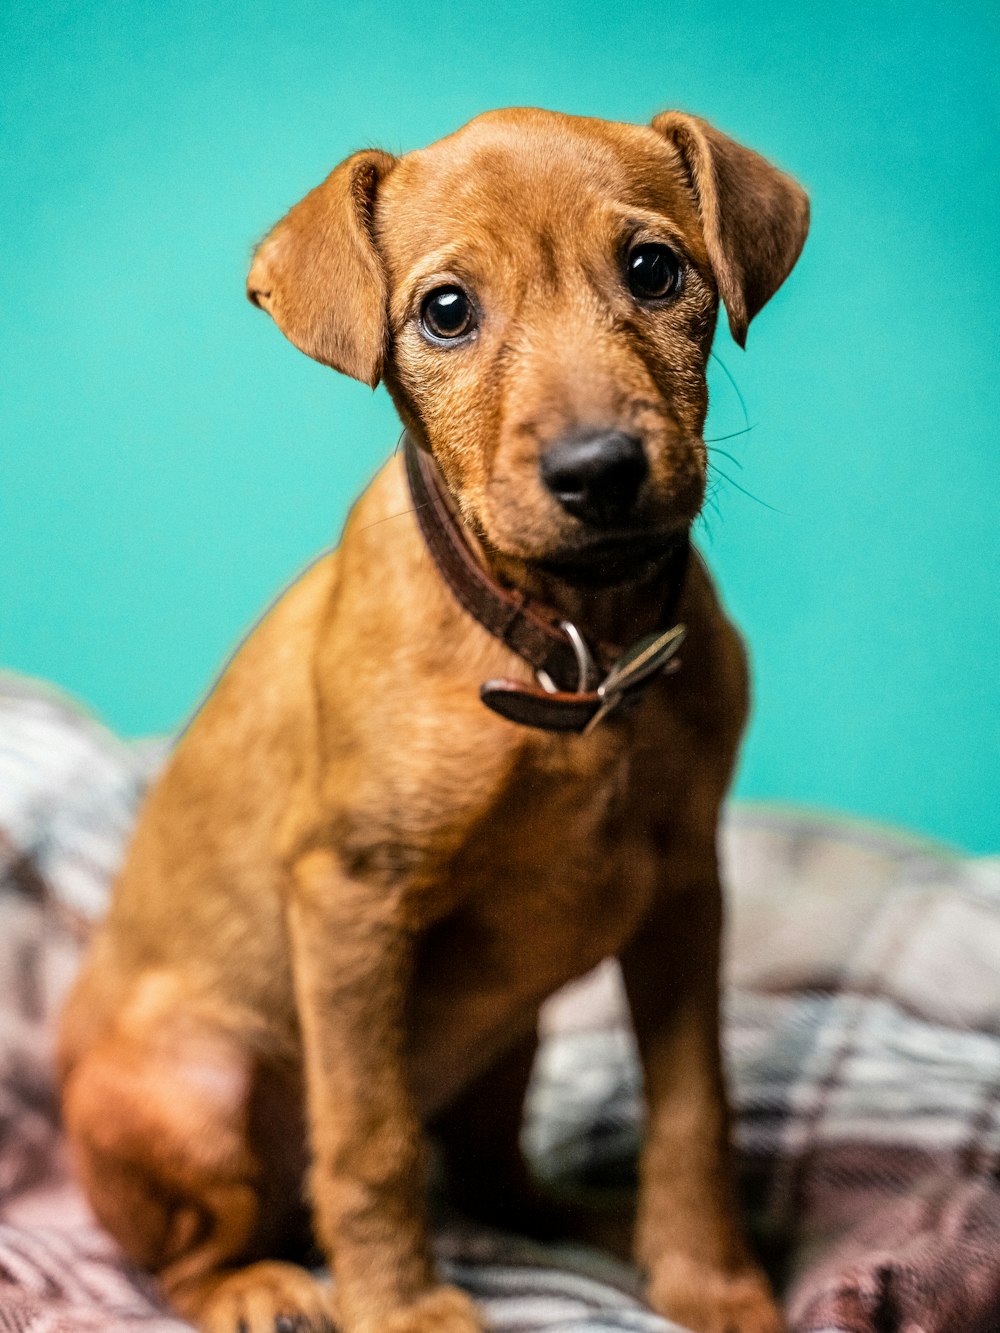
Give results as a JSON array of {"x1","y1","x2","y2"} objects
[
  {"x1": 431, "y1": 1028, "x2": 543, "y2": 1233},
  {"x1": 61, "y1": 1020, "x2": 331, "y2": 1333},
  {"x1": 431, "y1": 1027, "x2": 635, "y2": 1259}
]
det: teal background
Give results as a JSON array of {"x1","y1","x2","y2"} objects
[{"x1": 3, "y1": 1, "x2": 998, "y2": 852}]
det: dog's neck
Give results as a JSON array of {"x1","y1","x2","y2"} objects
[{"x1": 482, "y1": 543, "x2": 686, "y2": 656}]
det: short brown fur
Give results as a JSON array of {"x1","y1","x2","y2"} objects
[{"x1": 59, "y1": 107, "x2": 808, "y2": 1333}]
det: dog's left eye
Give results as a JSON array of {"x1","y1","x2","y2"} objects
[
  {"x1": 420, "y1": 286, "x2": 475, "y2": 340},
  {"x1": 625, "y1": 243, "x2": 682, "y2": 301}
]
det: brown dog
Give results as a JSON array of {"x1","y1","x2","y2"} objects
[{"x1": 58, "y1": 107, "x2": 808, "y2": 1333}]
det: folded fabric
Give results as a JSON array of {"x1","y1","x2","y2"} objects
[{"x1": 2, "y1": 671, "x2": 999, "y2": 1332}]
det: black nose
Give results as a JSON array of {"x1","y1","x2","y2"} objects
[{"x1": 539, "y1": 432, "x2": 648, "y2": 527}]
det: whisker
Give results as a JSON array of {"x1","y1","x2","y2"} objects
[
  {"x1": 357, "y1": 501, "x2": 430, "y2": 533},
  {"x1": 710, "y1": 351, "x2": 751, "y2": 432},
  {"x1": 706, "y1": 446, "x2": 743, "y2": 470},
  {"x1": 704, "y1": 424, "x2": 758, "y2": 444},
  {"x1": 698, "y1": 490, "x2": 722, "y2": 542},
  {"x1": 703, "y1": 475, "x2": 723, "y2": 506},
  {"x1": 708, "y1": 464, "x2": 789, "y2": 515}
]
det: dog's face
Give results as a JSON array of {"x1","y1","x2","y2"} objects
[
  {"x1": 374, "y1": 112, "x2": 719, "y2": 571},
  {"x1": 249, "y1": 108, "x2": 808, "y2": 573}
]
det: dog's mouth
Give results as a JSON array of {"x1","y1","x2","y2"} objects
[{"x1": 535, "y1": 527, "x2": 687, "y2": 589}]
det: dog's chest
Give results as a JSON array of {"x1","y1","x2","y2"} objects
[
  {"x1": 468, "y1": 735, "x2": 657, "y2": 914},
  {"x1": 420, "y1": 728, "x2": 655, "y2": 936},
  {"x1": 404, "y1": 723, "x2": 679, "y2": 1111}
]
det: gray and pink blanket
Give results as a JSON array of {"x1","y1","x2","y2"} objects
[{"x1": 2, "y1": 671, "x2": 999, "y2": 1332}]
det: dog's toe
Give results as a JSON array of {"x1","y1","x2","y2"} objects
[
  {"x1": 274, "y1": 1315, "x2": 332, "y2": 1333},
  {"x1": 648, "y1": 1258, "x2": 783, "y2": 1333},
  {"x1": 381, "y1": 1284, "x2": 484, "y2": 1333},
  {"x1": 170, "y1": 1260, "x2": 333, "y2": 1333}
]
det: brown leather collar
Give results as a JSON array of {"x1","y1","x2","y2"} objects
[{"x1": 404, "y1": 433, "x2": 690, "y2": 732}]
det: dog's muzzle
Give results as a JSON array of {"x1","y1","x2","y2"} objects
[{"x1": 404, "y1": 434, "x2": 689, "y2": 733}]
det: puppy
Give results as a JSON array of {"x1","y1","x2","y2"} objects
[{"x1": 59, "y1": 107, "x2": 808, "y2": 1333}]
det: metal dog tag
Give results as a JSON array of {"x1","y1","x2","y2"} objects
[
  {"x1": 582, "y1": 692, "x2": 625, "y2": 734},
  {"x1": 582, "y1": 623, "x2": 687, "y2": 735},
  {"x1": 597, "y1": 624, "x2": 686, "y2": 700}
]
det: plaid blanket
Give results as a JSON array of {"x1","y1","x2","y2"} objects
[{"x1": 2, "y1": 672, "x2": 1000, "y2": 1333}]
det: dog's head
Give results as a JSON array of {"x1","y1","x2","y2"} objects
[{"x1": 248, "y1": 109, "x2": 808, "y2": 576}]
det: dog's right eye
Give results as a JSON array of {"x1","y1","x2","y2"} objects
[{"x1": 420, "y1": 287, "x2": 475, "y2": 341}]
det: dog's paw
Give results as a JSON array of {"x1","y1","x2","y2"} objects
[
  {"x1": 380, "y1": 1284, "x2": 484, "y2": 1333},
  {"x1": 169, "y1": 1261, "x2": 334, "y2": 1333},
  {"x1": 648, "y1": 1257, "x2": 784, "y2": 1333}
]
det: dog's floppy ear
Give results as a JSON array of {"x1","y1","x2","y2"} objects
[
  {"x1": 652, "y1": 112, "x2": 809, "y2": 347},
  {"x1": 247, "y1": 149, "x2": 396, "y2": 388}
]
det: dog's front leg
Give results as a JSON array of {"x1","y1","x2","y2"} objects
[
  {"x1": 620, "y1": 846, "x2": 783, "y2": 1333},
  {"x1": 288, "y1": 848, "x2": 482, "y2": 1333}
]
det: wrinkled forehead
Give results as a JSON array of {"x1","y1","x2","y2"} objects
[{"x1": 374, "y1": 109, "x2": 706, "y2": 286}]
